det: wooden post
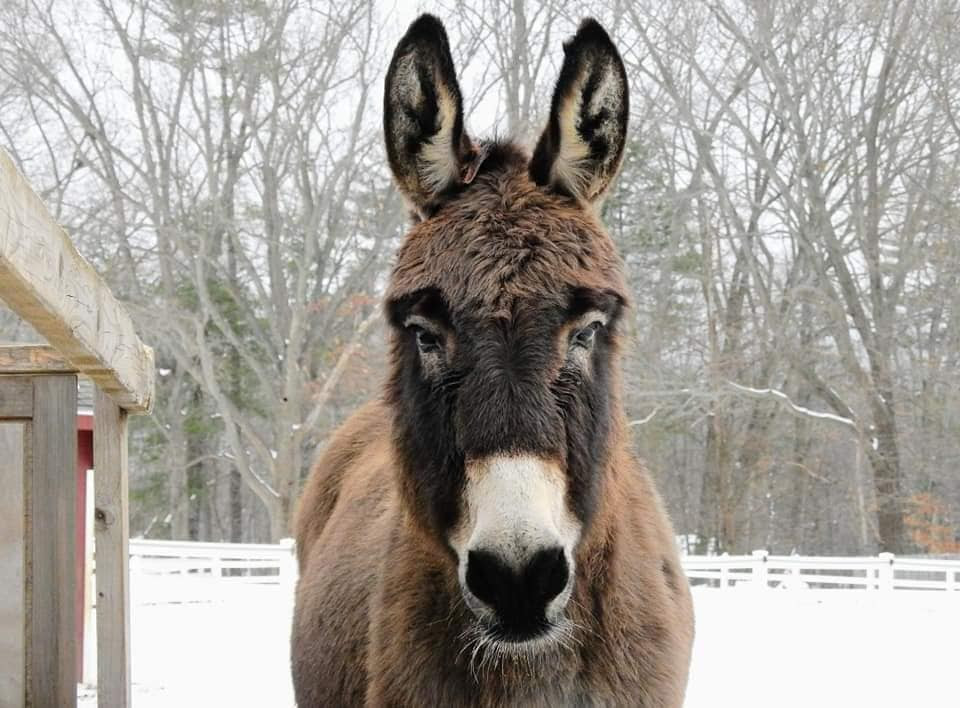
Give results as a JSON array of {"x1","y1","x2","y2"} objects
[
  {"x1": 0, "y1": 422, "x2": 26, "y2": 708},
  {"x1": 94, "y1": 389, "x2": 131, "y2": 708},
  {"x1": 719, "y1": 552, "x2": 729, "y2": 590},
  {"x1": 30, "y1": 375, "x2": 78, "y2": 707}
]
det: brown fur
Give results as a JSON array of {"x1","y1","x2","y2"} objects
[
  {"x1": 387, "y1": 145, "x2": 626, "y2": 315},
  {"x1": 294, "y1": 413, "x2": 693, "y2": 706},
  {"x1": 293, "y1": 15, "x2": 693, "y2": 706},
  {"x1": 292, "y1": 145, "x2": 694, "y2": 706}
]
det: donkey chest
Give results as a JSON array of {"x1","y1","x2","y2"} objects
[{"x1": 366, "y1": 665, "x2": 598, "y2": 708}]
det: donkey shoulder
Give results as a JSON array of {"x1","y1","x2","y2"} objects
[{"x1": 293, "y1": 399, "x2": 392, "y2": 569}]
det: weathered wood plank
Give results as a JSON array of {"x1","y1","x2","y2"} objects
[
  {"x1": 94, "y1": 388, "x2": 131, "y2": 708},
  {"x1": 0, "y1": 377, "x2": 33, "y2": 418},
  {"x1": 0, "y1": 423, "x2": 26, "y2": 708},
  {"x1": 0, "y1": 150, "x2": 154, "y2": 413},
  {"x1": 0, "y1": 344, "x2": 77, "y2": 374},
  {"x1": 29, "y1": 375, "x2": 77, "y2": 708}
]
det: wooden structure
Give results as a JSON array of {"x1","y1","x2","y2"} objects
[{"x1": 0, "y1": 149, "x2": 154, "y2": 707}]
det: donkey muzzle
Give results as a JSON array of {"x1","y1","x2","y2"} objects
[{"x1": 465, "y1": 545, "x2": 570, "y2": 639}]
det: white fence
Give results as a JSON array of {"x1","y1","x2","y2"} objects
[
  {"x1": 128, "y1": 538, "x2": 297, "y2": 605},
  {"x1": 121, "y1": 541, "x2": 960, "y2": 604},
  {"x1": 682, "y1": 550, "x2": 960, "y2": 591}
]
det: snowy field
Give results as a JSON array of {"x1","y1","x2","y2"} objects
[{"x1": 79, "y1": 586, "x2": 958, "y2": 707}]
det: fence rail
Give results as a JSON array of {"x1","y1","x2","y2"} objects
[
  {"x1": 128, "y1": 538, "x2": 297, "y2": 605},
  {"x1": 79, "y1": 541, "x2": 960, "y2": 689},
  {"x1": 118, "y1": 541, "x2": 960, "y2": 606},
  {"x1": 682, "y1": 550, "x2": 960, "y2": 591}
]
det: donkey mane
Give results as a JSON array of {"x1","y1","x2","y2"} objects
[{"x1": 291, "y1": 15, "x2": 694, "y2": 708}]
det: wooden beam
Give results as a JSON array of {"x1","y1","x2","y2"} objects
[
  {"x1": 94, "y1": 388, "x2": 131, "y2": 708},
  {"x1": 0, "y1": 150, "x2": 154, "y2": 413},
  {"x1": 0, "y1": 344, "x2": 77, "y2": 374},
  {"x1": 29, "y1": 375, "x2": 77, "y2": 707}
]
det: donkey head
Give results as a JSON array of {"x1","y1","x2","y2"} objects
[{"x1": 383, "y1": 14, "x2": 629, "y2": 648}]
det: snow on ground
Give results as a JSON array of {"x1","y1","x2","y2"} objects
[
  {"x1": 79, "y1": 585, "x2": 296, "y2": 708},
  {"x1": 79, "y1": 585, "x2": 958, "y2": 707},
  {"x1": 686, "y1": 588, "x2": 957, "y2": 708}
]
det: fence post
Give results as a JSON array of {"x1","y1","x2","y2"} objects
[
  {"x1": 127, "y1": 551, "x2": 139, "y2": 604},
  {"x1": 209, "y1": 554, "x2": 222, "y2": 580},
  {"x1": 789, "y1": 563, "x2": 803, "y2": 591},
  {"x1": 279, "y1": 538, "x2": 297, "y2": 598},
  {"x1": 719, "y1": 552, "x2": 729, "y2": 590},
  {"x1": 878, "y1": 552, "x2": 894, "y2": 592},
  {"x1": 752, "y1": 550, "x2": 769, "y2": 589}
]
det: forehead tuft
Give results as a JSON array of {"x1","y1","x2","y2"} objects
[{"x1": 387, "y1": 141, "x2": 627, "y2": 316}]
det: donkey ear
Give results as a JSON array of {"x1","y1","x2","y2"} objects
[
  {"x1": 530, "y1": 19, "x2": 629, "y2": 205},
  {"x1": 384, "y1": 14, "x2": 473, "y2": 216}
]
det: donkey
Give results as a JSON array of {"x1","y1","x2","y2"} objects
[{"x1": 291, "y1": 15, "x2": 694, "y2": 707}]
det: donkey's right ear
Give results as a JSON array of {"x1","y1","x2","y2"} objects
[{"x1": 384, "y1": 15, "x2": 473, "y2": 218}]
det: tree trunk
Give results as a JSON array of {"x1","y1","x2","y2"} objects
[
  {"x1": 186, "y1": 384, "x2": 206, "y2": 541},
  {"x1": 698, "y1": 410, "x2": 735, "y2": 553},
  {"x1": 168, "y1": 422, "x2": 189, "y2": 539},
  {"x1": 869, "y1": 395, "x2": 908, "y2": 552},
  {"x1": 268, "y1": 495, "x2": 293, "y2": 543},
  {"x1": 229, "y1": 470, "x2": 243, "y2": 543}
]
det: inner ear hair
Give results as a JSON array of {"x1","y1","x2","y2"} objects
[
  {"x1": 384, "y1": 14, "x2": 473, "y2": 217},
  {"x1": 530, "y1": 19, "x2": 629, "y2": 205}
]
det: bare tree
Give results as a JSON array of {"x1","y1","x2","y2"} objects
[
  {"x1": 2, "y1": 0, "x2": 957, "y2": 550},
  {"x1": 620, "y1": 0, "x2": 960, "y2": 552},
  {"x1": 0, "y1": 0, "x2": 399, "y2": 540}
]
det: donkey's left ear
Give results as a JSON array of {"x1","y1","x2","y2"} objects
[
  {"x1": 384, "y1": 14, "x2": 474, "y2": 217},
  {"x1": 530, "y1": 19, "x2": 628, "y2": 205}
]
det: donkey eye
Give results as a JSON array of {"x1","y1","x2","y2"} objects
[
  {"x1": 571, "y1": 322, "x2": 602, "y2": 350},
  {"x1": 414, "y1": 327, "x2": 442, "y2": 354}
]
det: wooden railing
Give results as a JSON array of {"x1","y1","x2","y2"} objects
[{"x1": 682, "y1": 550, "x2": 960, "y2": 591}]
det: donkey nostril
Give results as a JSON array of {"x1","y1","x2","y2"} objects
[
  {"x1": 465, "y1": 546, "x2": 570, "y2": 623},
  {"x1": 465, "y1": 549, "x2": 514, "y2": 608},
  {"x1": 524, "y1": 546, "x2": 569, "y2": 603}
]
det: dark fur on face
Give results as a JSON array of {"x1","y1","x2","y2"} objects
[{"x1": 384, "y1": 144, "x2": 627, "y2": 542}]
